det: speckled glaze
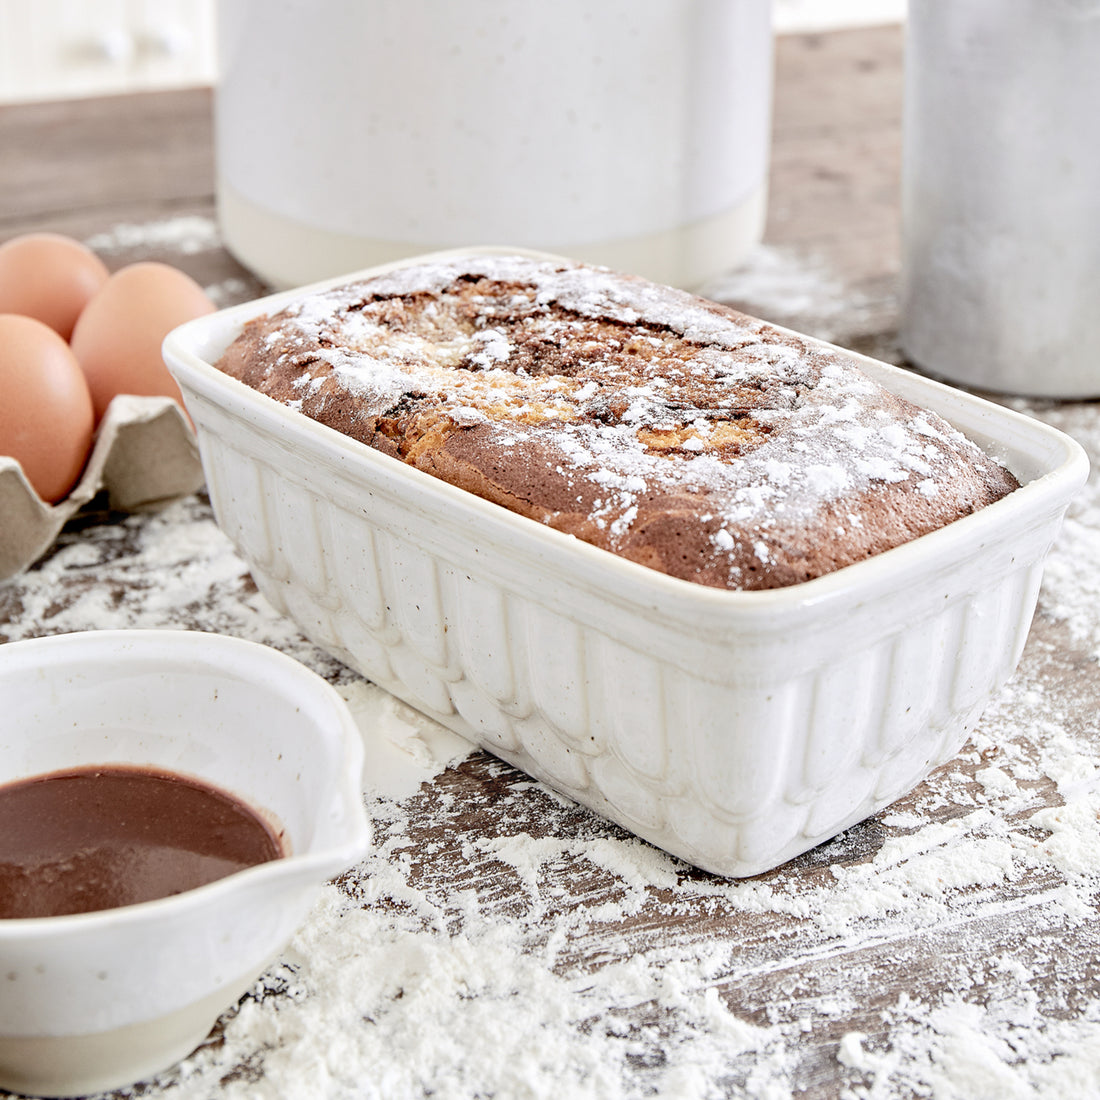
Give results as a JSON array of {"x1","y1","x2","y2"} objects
[{"x1": 164, "y1": 248, "x2": 1089, "y2": 878}]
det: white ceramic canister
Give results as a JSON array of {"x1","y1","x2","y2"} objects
[
  {"x1": 215, "y1": 0, "x2": 773, "y2": 290},
  {"x1": 900, "y1": 0, "x2": 1100, "y2": 398}
]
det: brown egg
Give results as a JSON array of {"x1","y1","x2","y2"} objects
[
  {"x1": 0, "y1": 314, "x2": 95, "y2": 503},
  {"x1": 70, "y1": 261, "x2": 216, "y2": 422},
  {"x1": 0, "y1": 233, "x2": 110, "y2": 341}
]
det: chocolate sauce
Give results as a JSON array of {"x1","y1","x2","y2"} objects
[{"x1": 0, "y1": 764, "x2": 285, "y2": 919}]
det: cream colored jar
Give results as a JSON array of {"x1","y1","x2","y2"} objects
[{"x1": 216, "y1": 0, "x2": 772, "y2": 289}]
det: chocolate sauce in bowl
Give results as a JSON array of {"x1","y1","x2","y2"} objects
[{"x1": 0, "y1": 764, "x2": 285, "y2": 919}]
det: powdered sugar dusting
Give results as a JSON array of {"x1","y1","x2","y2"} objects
[{"x1": 232, "y1": 253, "x2": 1014, "y2": 589}]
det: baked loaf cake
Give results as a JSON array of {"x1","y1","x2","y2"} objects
[{"x1": 215, "y1": 253, "x2": 1019, "y2": 590}]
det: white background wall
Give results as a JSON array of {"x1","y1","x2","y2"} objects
[
  {"x1": 0, "y1": 0, "x2": 216, "y2": 103},
  {"x1": 773, "y1": 0, "x2": 906, "y2": 32},
  {"x1": 0, "y1": 0, "x2": 906, "y2": 105}
]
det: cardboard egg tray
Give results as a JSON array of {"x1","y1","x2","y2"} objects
[{"x1": 0, "y1": 396, "x2": 204, "y2": 581}]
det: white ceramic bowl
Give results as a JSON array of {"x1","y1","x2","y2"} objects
[
  {"x1": 0, "y1": 629, "x2": 371, "y2": 1098},
  {"x1": 163, "y1": 248, "x2": 1089, "y2": 880}
]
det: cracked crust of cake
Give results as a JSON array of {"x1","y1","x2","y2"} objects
[{"x1": 215, "y1": 255, "x2": 1019, "y2": 591}]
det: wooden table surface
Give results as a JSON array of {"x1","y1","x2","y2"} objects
[{"x1": 4, "y1": 25, "x2": 1100, "y2": 1099}]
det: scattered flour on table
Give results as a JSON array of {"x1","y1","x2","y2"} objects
[
  {"x1": 3, "y1": 248, "x2": 1100, "y2": 1098},
  {"x1": 84, "y1": 215, "x2": 222, "y2": 256},
  {"x1": 699, "y1": 243, "x2": 875, "y2": 342},
  {"x1": 340, "y1": 680, "x2": 471, "y2": 801},
  {"x1": 147, "y1": 660, "x2": 1100, "y2": 1100},
  {"x1": 1013, "y1": 400, "x2": 1100, "y2": 659},
  {"x1": 82, "y1": 215, "x2": 254, "y2": 307},
  {"x1": 204, "y1": 276, "x2": 255, "y2": 307}
]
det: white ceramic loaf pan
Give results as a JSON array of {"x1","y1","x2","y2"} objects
[{"x1": 163, "y1": 249, "x2": 1089, "y2": 878}]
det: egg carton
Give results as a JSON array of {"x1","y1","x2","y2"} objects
[{"x1": 0, "y1": 396, "x2": 204, "y2": 581}]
